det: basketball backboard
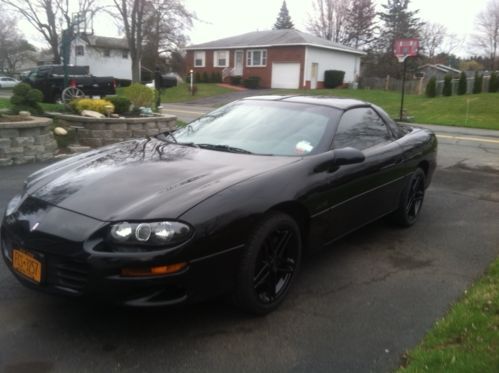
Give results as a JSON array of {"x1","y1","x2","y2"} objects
[{"x1": 394, "y1": 39, "x2": 419, "y2": 62}]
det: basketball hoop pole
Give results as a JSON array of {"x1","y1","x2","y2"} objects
[{"x1": 399, "y1": 57, "x2": 407, "y2": 121}]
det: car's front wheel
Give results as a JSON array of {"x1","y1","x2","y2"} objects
[
  {"x1": 234, "y1": 212, "x2": 302, "y2": 315},
  {"x1": 391, "y1": 168, "x2": 426, "y2": 227}
]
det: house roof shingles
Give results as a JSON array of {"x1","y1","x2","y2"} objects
[
  {"x1": 186, "y1": 29, "x2": 364, "y2": 55},
  {"x1": 82, "y1": 35, "x2": 129, "y2": 50}
]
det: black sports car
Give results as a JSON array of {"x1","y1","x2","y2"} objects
[{"x1": 1, "y1": 96, "x2": 437, "y2": 314}]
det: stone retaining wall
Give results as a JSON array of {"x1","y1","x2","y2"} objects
[
  {"x1": 0, "y1": 116, "x2": 57, "y2": 167},
  {"x1": 49, "y1": 113, "x2": 177, "y2": 148}
]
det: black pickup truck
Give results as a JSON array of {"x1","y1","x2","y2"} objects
[{"x1": 23, "y1": 65, "x2": 116, "y2": 103}]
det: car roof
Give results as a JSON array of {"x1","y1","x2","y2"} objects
[{"x1": 243, "y1": 95, "x2": 370, "y2": 110}]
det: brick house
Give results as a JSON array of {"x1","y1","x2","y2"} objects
[{"x1": 185, "y1": 29, "x2": 364, "y2": 89}]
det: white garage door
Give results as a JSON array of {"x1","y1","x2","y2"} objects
[{"x1": 271, "y1": 63, "x2": 300, "y2": 89}]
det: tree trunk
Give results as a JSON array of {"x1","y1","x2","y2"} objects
[{"x1": 131, "y1": 57, "x2": 141, "y2": 83}]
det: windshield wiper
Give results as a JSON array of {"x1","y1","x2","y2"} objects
[
  {"x1": 197, "y1": 144, "x2": 253, "y2": 154},
  {"x1": 157, "y1": 131, "x2": 177, "y2": 143}
]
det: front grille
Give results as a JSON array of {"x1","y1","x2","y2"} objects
[{"x1": 48, "y1": 257, "x2": 89, "y2": 293}]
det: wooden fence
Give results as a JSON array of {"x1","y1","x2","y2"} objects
[{"x1": 360, "y1": 75, "x2": 493, "y2": 96}]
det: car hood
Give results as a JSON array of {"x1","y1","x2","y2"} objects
[{"x1": 26, "y1": 138, "x2": 299, "y2": 221}]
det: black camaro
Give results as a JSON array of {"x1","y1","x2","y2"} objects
[{"x1": 1, "y1": 96, "x2": 437, "y2": 314}]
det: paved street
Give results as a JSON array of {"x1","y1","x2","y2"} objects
[{"x1": 0, "y1": 120, "x2": 499, "y2": 372}]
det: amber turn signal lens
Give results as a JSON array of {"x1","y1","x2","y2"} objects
[{"x1": 121, "y1": 262, "x2": 188, "y2": 277}]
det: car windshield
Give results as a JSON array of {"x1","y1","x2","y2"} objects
[{"x1": 173, "y1": 100, "x2": 337, "y2": 156}]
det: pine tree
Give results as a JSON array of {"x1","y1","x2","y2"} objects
[
  {"x1": 378, "y1": 0, "x2": 422, "y2": 52},
  {"x1": 425, "y1": 77, "x2": 437, "y2": 97},
  {"x1": 488, "y1": 72, "x2": 498, "y2": 92},
  {"x1": 457, "y1": 72, "x2": 467, "y2": 95},
  {"x1": 473, "y1": 71, "x2": 483, "y2": 94},
  {"x1": 442, "y1": 74, "x2": 452, "y2": 96},
  {"x1": 273, "y1": 1, "x2": 294, "y2": 30}
]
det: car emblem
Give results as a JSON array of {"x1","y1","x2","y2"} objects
[{"x1": 30, "y1": 222, "x2": 40, "y2": 232}]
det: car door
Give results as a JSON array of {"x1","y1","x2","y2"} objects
[{"x1": 321, "y1": 106, "x2": 405, "y2": 243}]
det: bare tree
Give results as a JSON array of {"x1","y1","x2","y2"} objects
[
  {"x1": 0, "y1": 0, "x2": 101, "y2": 64},
  {"x1": 0, "y1": 7, "x2": 37, "y2": 73},
  {"x1": 307, "y1": 0, "x2": 351, "y2": 43},
  {"x1": 143, "y1": 0, "x2": 193, "y2": 67},
  {"x1": 469, "y1": 0, "x2": 499, "y2": 69},
  {"x1": 419, "y1": 22, "x2": 447, "y2": 60},
  {"x1": 113, "y1": 0, "x2": 193, "y2": 82}
]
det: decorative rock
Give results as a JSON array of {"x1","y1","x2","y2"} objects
[
  {"x1": 45, "y1": 112, "x2": 177, "y2": 149},
  {"x1": 54, "y1": 127, "x2": 68, "y2": 135},
  {"x1": 19, "y1": 111, "x2": 31, "y2": 117},
  {"x1": 12, "y1": 137, "x2": 35, "y2": 147},
  {"x1": 111, "y1": 114, "x2": 120, "y2": 118},
  {"x1": 81, "y1": 110, "x2": 105, "y2": 119}
]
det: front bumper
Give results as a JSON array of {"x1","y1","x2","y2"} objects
[{"x1": 1, "y1": 197, "x2": 243, "y2": 307}]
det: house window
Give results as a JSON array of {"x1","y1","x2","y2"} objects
[
  {"x1": 214, "y1": 50, "x2": 229, "y2": 67},
  {"x1": 194, "y1": 51, "x2": 205, "y2": 67},
  {"x1": 247, "y1": 49, "x2": 267, "y2": 67},
  {"x1": 75, "y1": 45, "x2": 84, "y2": 56},
  {"x1": 122, "y1": 50, "x2": 128, "y2": 59},
  {"x1": 103, "y1": 49, "x2": 111, "y2": 57}
]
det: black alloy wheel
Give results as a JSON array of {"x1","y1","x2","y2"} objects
[
  {"x1": 391, "y1": 168, "x2": 426, "y2": 227},
  {"x1": 406, "y1": 171, "x2": 425, "y2": 221},
  {"x1": 235, "y1": 212, "x2": 302, "y2": 315}
]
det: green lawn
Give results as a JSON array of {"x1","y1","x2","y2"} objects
[
  {"x1": 399, "y1": 257, "x2": 499, "y2": 372},
  {"x1": 160, "y1": 83, "x2": 234, "y2": 103},
  {"x1": 0, "y1": 97, "x2": 65, "y2": 112},
  {"x1": 271, "y1": 88, "x2": 499, "y2": 130},
  {"x1": 2, "y1": 86, "x2": 499, "y2": 130},
  {"x1": 115, "y1": 83, "x2": 234, "y2": 104}
]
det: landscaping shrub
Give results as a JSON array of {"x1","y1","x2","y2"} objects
[
  {"x1": 9, "y1": 83, "x2": 43, "y2": 114},
  {"x1": 106, "y1": 96, "x2": 131, "y2": 114},
  {"x1": 71, "y1": 98, "x2": 115, "y2": 114},
  {"x1": 488, "y1": 72, "x2": 498, "y2": 93},
  {"x1": 425, "y1": 77, "x2": 437, "y2": 98},
  {"x1": 324, "y1": 70, "x2": 345, "y2": 88},
  {"x1": 243, "y1": 76, "x2": 261, "y2": 89},
  {"x1": 211, "y1": 71, "x2": 222, "y2": 83},
  {"x1": 473, "y1": 72, "x2": 483, "y2": 94},
  {"x1": 122, "y1": 83, "x2": 154, "y2": 108},
  {"x1": 457, "y1": 72, "x2": 467, "y2": 95},
  {"x1": 442, "y1": 74, "x2": 452, "y2": 96},
  {"x1": 195, "y1": 72, "x2": 201, "y2": 84},
  {"x1": 202, "y1": 71, "x2": 209, "y2": 83},
  {"x1": 230, "y1": 75, "x2": 242, "y2": 85}
]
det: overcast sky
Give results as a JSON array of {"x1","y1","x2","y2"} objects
[
  {"x1": 185, "y1": 0, "x2": 488, "y2": 56},
  {"x1": 16, "y1": 0, "x2": 490, "y2": 57}
]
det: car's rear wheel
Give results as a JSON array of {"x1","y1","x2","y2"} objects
[
  {"x1": 234, "y1": 212, "x2": 302, "y2": 315},
  {"x1": 390, "y1": 168, "x2": 426, "y2": 227}
]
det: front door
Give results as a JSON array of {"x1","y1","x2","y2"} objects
[
  {"x1": 234, "y1": 50, "x2": 244, "y2": 76},
  {"x1": 311, "y1": 63, "x2": 318, "y2": 89}
]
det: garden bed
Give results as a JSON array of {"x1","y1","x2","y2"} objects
[
  {"x1": 0, "y1": 116, "x2": 58, "y2": 166},
  {"x1": 48, "y1": 112, "x2": 177, "y2": 148}
]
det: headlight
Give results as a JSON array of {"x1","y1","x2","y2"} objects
[
  {"x1": 5, "y1": 194, "x2": 22, "y2": 216},
  {"x1": 108, "y1": 221, "x2": 192, "y2": 246}
]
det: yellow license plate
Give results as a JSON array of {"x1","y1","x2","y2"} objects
[{"x1": 12, "y1": 249, "x2": 42, "y2": 283}]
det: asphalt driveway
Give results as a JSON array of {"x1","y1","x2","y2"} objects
[{"x1": 0, "y1": 128, "x2": 498, "y2": 372}]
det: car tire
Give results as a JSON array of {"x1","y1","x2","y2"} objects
[
  {"x1": 390, "y1": 168, "x2": 426, "y2": 227},
  {"x1": 234, "y1": 212, "x2": 302, "y2": 315}
]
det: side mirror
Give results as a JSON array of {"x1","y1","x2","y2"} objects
[
  {"x1": 333, "y1": 147, "x2": 365, "y2": 166},
  {"x1": 313, "y1": 147, "x2": 364, "y2": 173}
]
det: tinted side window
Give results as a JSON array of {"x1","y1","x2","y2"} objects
[{"x1": 334, "y1": 108, "x2": 391, "y2": 150}]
